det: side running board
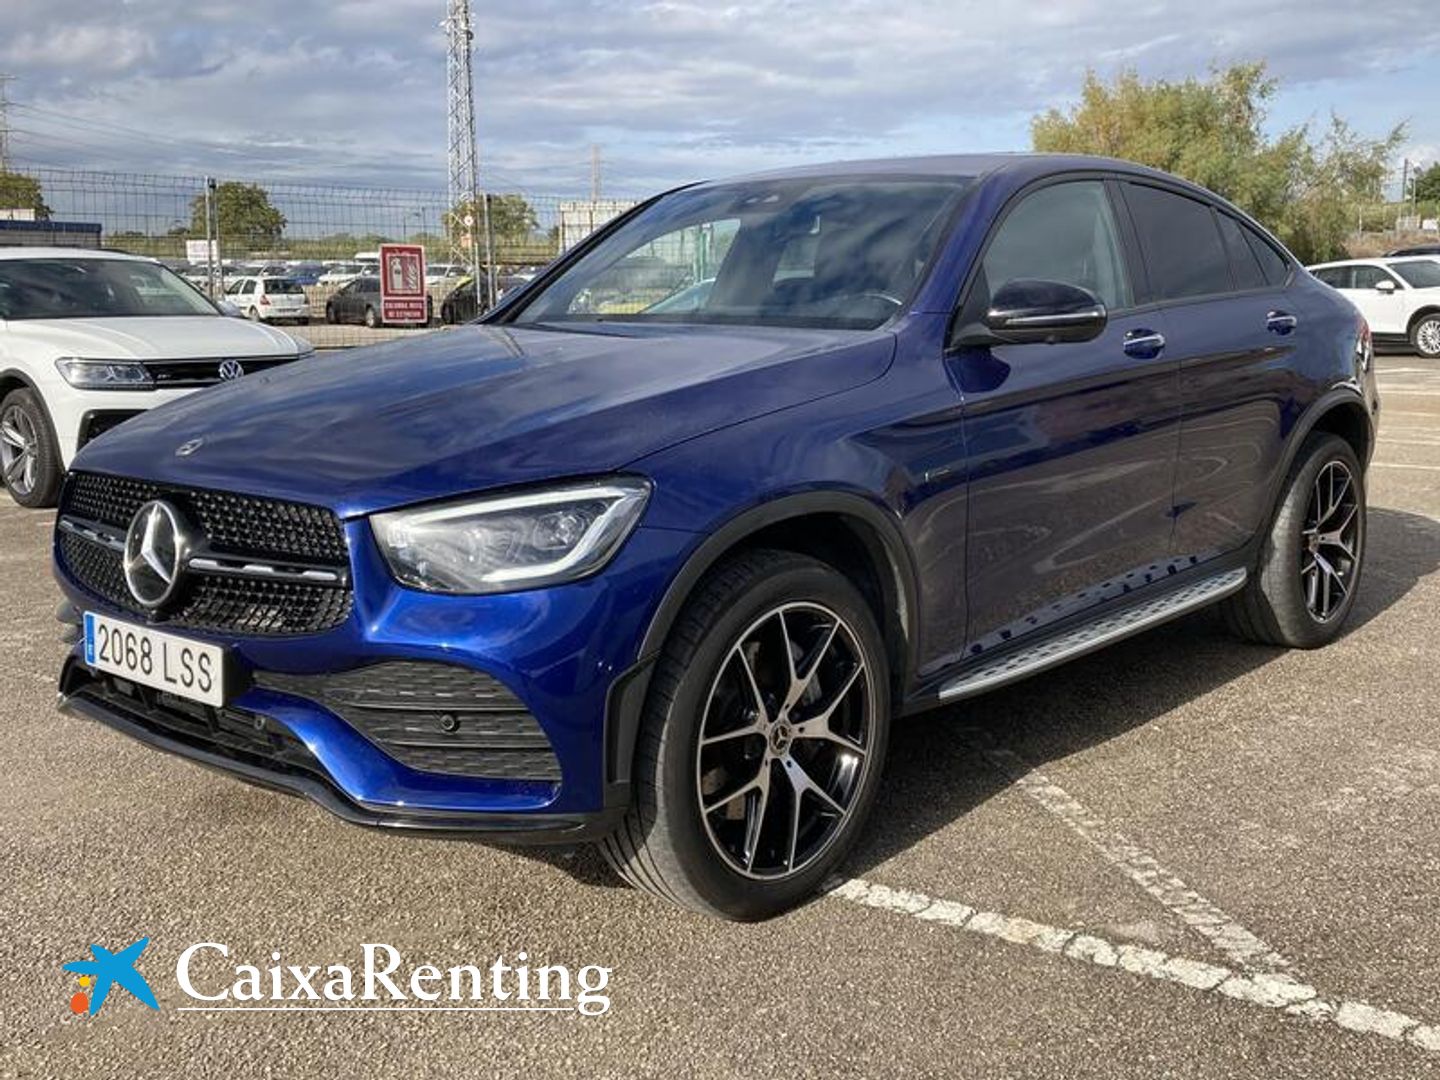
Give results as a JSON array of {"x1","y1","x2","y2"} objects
[{"x1": 937, "y1": 567, "x2": 1248, "y2": 702}]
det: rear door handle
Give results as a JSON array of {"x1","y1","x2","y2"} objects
[
  {"x1": 1266, "y1": 310, "x2": 1298, "y2": 335},
  {"x1": 1123, "y1": 329, "x2": 1166, "y2": 359}
]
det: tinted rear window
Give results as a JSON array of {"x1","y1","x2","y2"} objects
[
  {"x1": 1216, "y1": 214, "x2": 1266, "y2": 291},
  {"x1": 263, "y1": 278, "x2": 304, "y2": 294},
  {"x1": 1125, "y1": 184, "x2": 1232, "y2": 301},
  {"x1": 1392, "y1": 261, "x2": 1440, "y2": 289}
]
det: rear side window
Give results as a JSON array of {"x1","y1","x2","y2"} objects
[
  {"x1": 980, "y1": 180, "x2": 1131, "y2": 309},
  {"x1": 1216, "y1": 214, "x2": 1266, "y2": 291},
  {"x1": 1245, "y1": 230, "x2": 1290, "y2": 286},
  {"x1": 1124, "y1": 184, "x2": 1232, "y2": 301}
]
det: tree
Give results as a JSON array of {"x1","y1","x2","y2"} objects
[
  {"x1": 1031, "y1": 63, "x2": 1404, "y2": 263},
  {"x1": 0, "y1": 171, "x2": 51, "y2": 219},
  {"x1": 1414, "y1": 163, "x2": 1440, "y2": 204},
  {"x1": 445, "y1": 193, "x2": 539, "y2": 255},
  {"x1": 189, "y1": 181, "x2": 286, "y2": 251}
]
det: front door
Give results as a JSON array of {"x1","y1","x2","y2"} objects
[{"x1": 953, "y1": 178, "x2": 1182, "y2": 657}]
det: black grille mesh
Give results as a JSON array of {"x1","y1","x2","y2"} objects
[
  {"x1": 58, "y1": 472, "x2": 352, "y2": 637},
  {"x1": 64, "y1": 471, "x2": 347, "y2": 563},
  {"x1": 258, "y1": 662, "x2": 561, "y2": 782}
]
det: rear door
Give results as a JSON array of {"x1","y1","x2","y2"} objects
[
  {"x1": 1117, "y1": 180, "x2": 1300, "y2": 560},
  {"x1": 955, "y1": 177, "x2": 1183, "y2": 654}
]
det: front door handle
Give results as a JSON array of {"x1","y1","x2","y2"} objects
[
  {"x1": 1123, "y1": 329, "x2": 1166, "y2": 360},
  {"x1": 1266, "y1": 310, "x2": 1298, "y2": 335}
]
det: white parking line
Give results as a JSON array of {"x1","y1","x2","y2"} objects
[
  {"x1": 1371, "y1": 462, "x2": 1440, "y2": 471},
  {"x1": 828, "y1": 877, "x2": 1440, "y2": 1054},
  {"x1": 961, "y1": 731, "x2": 1299, "y2": 977}
]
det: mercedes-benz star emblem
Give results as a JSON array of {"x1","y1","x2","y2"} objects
[
  {"x1": 217, "y1": 359, "x2": 245, "y2": 381},
  {"x1": 123, "y1": 500, "x2": 189, "y2": 609},
  {"x1": 174, "y1": 438, "x2": 204, "y2": 457}
]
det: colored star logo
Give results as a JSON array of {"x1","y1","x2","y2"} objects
[{"x1": 64, "y1": 938, "x2": 159, "y2": 1016}]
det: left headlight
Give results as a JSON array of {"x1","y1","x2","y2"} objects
[
  {"x1": 54, "y1": 357, "x2": 154, "y2": 389},
  {"x1": 371, "y1": 478, "x2": 652, "y2": 594}
]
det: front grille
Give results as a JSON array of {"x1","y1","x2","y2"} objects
[
  {"x1": 145, "y1": 355, "x2": 297, "y2": 389},
  {"x1": 58, "y1": 471, "x2": 352, "y2": 637},
  {"x1": 258, "y1": 662, "x2": 562, "y2": 782}
]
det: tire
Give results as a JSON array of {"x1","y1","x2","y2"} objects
[
  {"x1": 1222, "y1": 432, "x2": 1365, "y2": 648},
  {"x1": 600, "y1": 549, "x2": 891, "y2": 920},
  {"x1": 0, "y1": 388, "x2": 63, "y2": 508},
  {"x1": 246, "y1": 307, "x2": 261, "y2": 322},
  {"x1": 324, "y1": 304, "x2": 337, "y2": 325},
  {"x1": 1411, "y1": 313, "x2": 1440, "y2": 359},
  {"x1": 296, "y1": 317, "x2": 311, "y2": 326},
  {"x1": 364, "y1": 306, "x2": 378, "y2": 329}
]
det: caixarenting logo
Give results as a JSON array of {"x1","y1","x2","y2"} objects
[{"x1": 65, "y1": 938, "x2": 612, "y2": 1016}]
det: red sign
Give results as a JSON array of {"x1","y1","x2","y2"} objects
[{"x1": 379, "y1": 244, "x2": 428, "y2": 325}]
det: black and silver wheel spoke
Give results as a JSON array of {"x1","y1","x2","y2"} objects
[
  {"x1": 697, "y1": 601, "x2": 872, "y2": 880},
  {"x1": 1300, "y1": 460, "x2": 1361, "y2": 622}
]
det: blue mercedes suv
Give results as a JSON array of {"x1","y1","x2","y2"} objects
[{"x1": 53, "y1": 155, "x2": 1378, "y2": 919}]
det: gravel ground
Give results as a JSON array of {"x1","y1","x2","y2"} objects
[{"x1": 2, "y1": 353, "x2": 1437, "y2": 1079}]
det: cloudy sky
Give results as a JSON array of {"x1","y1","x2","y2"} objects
[{"x1": 3, "y1": 0, "x2": 1438, "y2": 198}]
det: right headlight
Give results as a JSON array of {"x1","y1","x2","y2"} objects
[
  {"x1": 371, "y1": 477, "x2": 652, "y2": 594},
  {"x1": 54, "y1": 357, "x2": 154, "y2": 389}
]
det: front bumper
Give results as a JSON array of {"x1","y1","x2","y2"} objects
[
  {"x1": 57, "y1": 657, "x2": 625, "y2": 841},
  {"x1": 53, "y1": 521, "x2": 695, "y2": 841}
]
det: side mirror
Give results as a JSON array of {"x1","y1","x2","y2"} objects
[
  {"x1": 217, "y1": 300, "x2": 242, "y2": 317},
  {"x1": 957, "y1": 279, "x2": 1108, "y2": 347},
  {"x1": 1376, "y1": 279, "x2": 1397, "y2": 294}
]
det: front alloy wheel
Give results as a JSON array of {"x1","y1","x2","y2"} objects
[
  {"x1": 602, "y1": 549, "x2": 890, "y2": 920},
  {"x1": 0, "y1": 389, "x2": 62, "y2": 508},
  {"x1": 696, "y1": 602, "x2": 873, "y2": 879}
]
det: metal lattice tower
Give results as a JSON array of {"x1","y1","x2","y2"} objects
[
  {"x1": 443, "y1": 1, "x2": 493, "y2": 297},
  {"x1": 0, "y1": 75, "x2": 13, "y2": 172}
]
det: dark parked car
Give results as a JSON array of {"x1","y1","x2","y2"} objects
[
  {"x1": 438, "y1": 272, "x2": 525, "y2": 324},
  {"x1": 1387, "y1": 244, "x2": 1440, "y2": 257},
  {"x1": 324, "y1": 274, "x2": 431, "y2": 328},
  {"x1": 53, "y1": 155, "x2": 1378, "y2": 920}
]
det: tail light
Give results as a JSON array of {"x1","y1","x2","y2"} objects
[
  {"x1": 1355, "y1": 317, "x2": 1373, "y2": 373},
  {"x1": 260, "y1": 295, "x2": 271, "y2": 306}
]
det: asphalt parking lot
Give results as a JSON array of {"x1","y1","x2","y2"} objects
[{"x1": 2, "y1": 353, "x2": 1438, "y2": 1078}]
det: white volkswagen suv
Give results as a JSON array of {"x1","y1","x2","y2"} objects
[
  {"x1": 0, "y1": 248, "x2": 313, "y2": 507},
  {"x1": 1307, "y1": 255, "x2": 1440, "y2": 359}
]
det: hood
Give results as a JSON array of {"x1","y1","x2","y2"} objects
[
  {"x1": 5, "y1": 315, "x2": 302, "y2": 359},
  {"x1": 74, "y1": 322, "x2": 894, "y2": 517}
]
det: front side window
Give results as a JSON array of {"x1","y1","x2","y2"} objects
[
  {"x1": 980, "y1": 180, "x2": 1131, "y2": 309},
  {"x1": 1125, "y1": 183, "x2": 1232, "y2": 301},
  {"x1": 1391, "y1": 261, "x2": 1440, "y2": 289},
  {"x1": 1351, "y1": 265, "x2": 1398, "y2": 290},
  {"x1": 0, "y1": 258, "x2": 220, "y2": 319},
  {"x1": 510, "y1": 176, "x2": 971, "y2": 331}
]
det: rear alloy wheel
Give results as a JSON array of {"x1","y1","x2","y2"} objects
[
  {"x1": 1412, "y1": 313, "x2": 1440, "y2": 360},
  {"x1": 0, "y1": 388, "x2": 62, "y2": 508},
  {"x1": 601, "y1": 549, "x2": 890, "y2": 920},
  {"x1": 1223, "y1": 432, "x2": 1365, "y2": 647},
  {"x1": 364, "y1": 306, "x2": 379, "y2": 329}
]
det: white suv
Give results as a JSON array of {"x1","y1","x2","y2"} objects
[
  {"x1": 0, "y1": 248, "x2": 313, "y2": 507},
  {"x1": 1307, "y1": 256, "x2": 1440, "y2": 358},
  {"x1": 223, "y1": 275, "x2": 311, "y2": 325}
]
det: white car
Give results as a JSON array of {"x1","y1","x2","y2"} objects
[
  {"x1": 318, "y1": 262, "x2": 366, "y2": 287},
  {"x1": 1307, "y1": 256, "x2": 1440, "y2": 358},
  {"x1": 223, "y1": 275, "x2": 311, "y2": 325},
  {"x1": 0, "y1": 248, "x2": 313, "y2": 507}
]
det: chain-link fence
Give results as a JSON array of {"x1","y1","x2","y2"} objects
[{"x1": 10, "y1": 167, "x2": 637, "y2": 347}]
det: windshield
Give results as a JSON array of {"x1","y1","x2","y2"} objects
[
  {"x1": 1391, "y1": 260, "x2": 1440, "y2": 289},
  {"x1": 0, "y1": 257, "x2": 218, "y2": 319},
  {"x1": 262, "y1": 277, "x2": 305, "y2": 294},
  {"x1": 510, "y1": 175, "x2": 971, "y2": 331}
]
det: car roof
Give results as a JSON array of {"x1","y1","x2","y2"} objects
[
  {"x1": 706, "y1": 152, "x2": 1202, "y2": 188},
  {"x1": 1308, "y1": 256, "x2": 1439, "y2": 269},
  {"x1": 0, "y1": 246, "x2": 154, "y2": 262}
]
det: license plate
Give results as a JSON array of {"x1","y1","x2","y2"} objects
[{"x1": 83, "y1": 612, "x2": 227, "y2": 707}]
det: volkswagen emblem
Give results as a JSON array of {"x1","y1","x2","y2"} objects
[
  {"x1": 217, "y1": 359, "x2": 245, "y2": 381},
  {"x1": 174, "y1": 438, "x2": 204, "y2": 457},
  {"x1": 123, "y1": 500, "x2": 190, "y2": 610}
]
